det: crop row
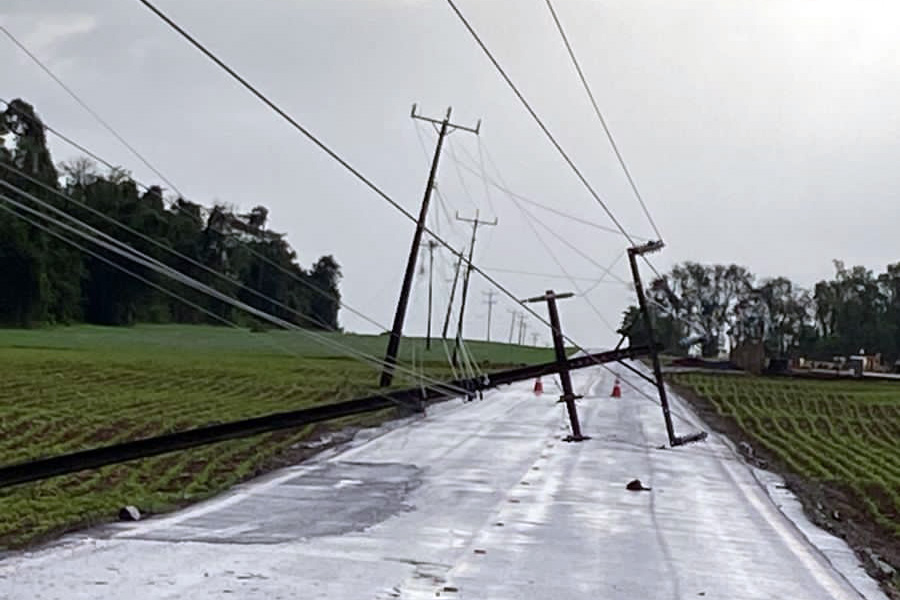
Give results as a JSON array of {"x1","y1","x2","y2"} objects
[{"x1": 674, "y1": 373, "x2": 900, "y2": 539}]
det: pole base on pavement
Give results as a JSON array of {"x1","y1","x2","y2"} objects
[{"x1": 672, "y1": 431, "x2": 708, "y2": 446}]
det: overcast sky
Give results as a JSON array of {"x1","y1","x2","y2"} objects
[{"x1": 3, "y1": 0, "x2": 899, "y2": 348}]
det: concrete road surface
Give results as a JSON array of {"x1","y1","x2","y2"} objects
[{"x1": 0, "y1": 363, "x2": 887, "y2": 599}]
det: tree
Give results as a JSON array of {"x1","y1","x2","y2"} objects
[
  {"x1": 755, "y1": 277, "x2": 812, "y2": 358},
  {"x1": 618, "y1": 304, "x2": 687, "y2": 354},
  {"x1": 59, "y1": 156, "x2": 99, "y2": 188},
  {"x1": 308, "y1": 255, "x2": 342, "y2": 330},
  {"x1": 0, "y1": 99, "x2": 82, "y2": 325},
  {"x1": 649, "y1": 262, "x2": 753, "y2": 357}
]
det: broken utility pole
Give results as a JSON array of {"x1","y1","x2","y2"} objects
[
  {"x1": 482, "y1": 289, "x2": 497, "y2": 341},
  {"x1": 627, "y1": 241, "x2": 707, "y2": 447},
  {"x1": 451, "y1": 209, "x2": 497, "y2": 367},
  {"x1": 380, "y1": 105, "x2": 480, "y2": 387},
  {"x1": 524, "y1": 290, "x2": 588, "y2": 442}
]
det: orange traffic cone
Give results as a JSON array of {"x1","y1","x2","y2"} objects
[
  {"x1": 611, "y1": 378, "x2": 621, "y2": 398},
  {"x1": 533, "y1": 377, "x2": 544, "y2": 395}
]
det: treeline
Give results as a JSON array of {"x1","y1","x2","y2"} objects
[
  {"x1": 620, "y1": 260, "x2": 900, "y2": 363},
  {"x1": 0, "y1": 98, "x2": 341, "y2": 329}
]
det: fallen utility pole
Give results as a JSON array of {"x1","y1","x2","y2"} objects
[
  {"x1": 0, "y1": 344, "x2": 656, "y2": 489},
  {"x1": 524, "y1": 290, "x2": 587, "y2": 442},
  {"x1": 627, "y1": 241, "x2": 707, "y2": 447},
  {"x1": 451, "y1": 209, "x2": 497, "y2": 366},
  {"x1": 381, "y1": 105, "x2": 481, "y2": 387},
  {"x1": 482, "y1": 289, "x2": 497, "y2": 341}
]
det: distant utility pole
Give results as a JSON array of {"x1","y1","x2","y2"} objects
[
  {"x1": 518, "y1": 313, "x2": 528, "y2": 346},
  {"x1": 425, "y1": 240, "x2": 438, "y2": 350},
  {"x1": 482, "y1": 289, "x2": 497, "y2": 342},
  {"x1": 452, "y1": 209, "x2": 498, "y2": 366},
  {"x1": 380, "y1": 105, "x2": 480, "y2": 387},
  {"x1": 531, "y1": 332, "x2": 539, "y2": 346},
  {"x1": 506, "y1": 309, "x2": 518, "y2": 344},
  {"x1": 442, "y1": 248, "x2": 465, "y2": 340}
]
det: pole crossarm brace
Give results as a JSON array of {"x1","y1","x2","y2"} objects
[
  {"x1": 0, "y1": 344, "x2": 655, "y2": 489},
  {"x1": 627, "y1": 240, "x2": 708, "y2": 447}
]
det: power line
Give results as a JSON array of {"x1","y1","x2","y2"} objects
[
  {"x1": 127, "y1": 0, "x2": 609, "y2": 361},
  {"x1": 0, "y1": 25, "x2": 186, "y2": 199},
  {"x1": 9, "y1": 1, "x2": 646, "y2": 389},
  {"x1": 480, "y1": 266, "x2": 623, "y2": 284},
  {"x1": 0, "y1": 159, "x2": 387, "y2": 337},
  {"x1": 0, "y1": 201, "x2": 462, "y2": 413},
  {"x1": 0, "y1": 98, "x2": 474, "y2": 384},
  {"x1": 543, "y1": 0, "x2": 663, "y2": 241},
  {"x1": 444, "y1": 0, "x2": 636, "y2": 245},
  {"x1": 450, "y1": 137, "x2": 644, "y2": 240},
  {"x1": 131, "y1": 0, "x2": 420, "y2": 226},
  {"x1": 0, "y1": 183, "x2": 467, "y2": 396}
]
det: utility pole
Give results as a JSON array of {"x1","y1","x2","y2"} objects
[
  {"x1": 425, "y1": 240, "x2": 438, "y2": 350},
  {"x1": 442, "y1": 248, "x2": 465, "y2": 340},
  {"x1": 531, "y1": 332, "x2": 539, "y2": 346},
  {"x1": 627, "y1": 241, "x2": 707, "y2": 447},
  {"x1": 482, "y1": 290, "x2": 497, "y2": 341},
  {"x1": 518, "y1": 314, "x2": 527, "y2": 345},
  {"x1": 451, "y1": 209, "x2": 498, "y2": 366},
  {"x1": 506, "y1": 309, "x2": 518, "y2": 344},
  {"x1": 380, "y1": 105, "x2": 480, "y2": 387},
  {"x1": 524, "y1": 290, "x2": 588, "y2": 442}
]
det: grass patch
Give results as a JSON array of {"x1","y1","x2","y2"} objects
[{"x1": 0, "y1": 324, "x2": 553, "y2": 550}]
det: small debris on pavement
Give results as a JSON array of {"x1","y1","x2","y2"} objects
[
  {"x1": 473, "y1": 549, "x2": 487, "y2": 555},
  {"x1": 626, "y1": 479, "x2": 651, "y2": 492},
  {"x1": 118, "y1": 506, "x2": 141, "y2": 521}
]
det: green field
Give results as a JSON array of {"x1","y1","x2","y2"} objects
[
  {"x1": 673, "y1": 373, "x2": 900, "y2": 583},
  {"x1": 0, "y1": 325, "x2": 553, "y2": 549}
]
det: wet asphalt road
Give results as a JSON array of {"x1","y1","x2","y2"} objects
[{"x1": 0, "y1": 363, "x2": 887, "y2": 599}]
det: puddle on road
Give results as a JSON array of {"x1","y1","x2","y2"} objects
[{"x1": 121, "y1": 461, "x2": 423, "y2": 544}]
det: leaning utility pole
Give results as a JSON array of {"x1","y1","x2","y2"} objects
[
  {"x1": 482, "y1": 290, "x2": 497, "y2": 341},
  {"x1": 627, "y1": 241, "x2": 707, "y2": 447},
  {"x1": 451, "y1": 209, "x2": 498, "y2": 366},
  {"x1": 442, "y1": 249, "x2": 465, "y2": 340},
  {"x1": 425, "y1": 240, "x2": 438, "y2": 350},
  {"x1": 380, "y1": 105, "x2": 480, "y2": 387},
  {"x1": 506, "y1": 309, "x2": 518, "y2": 344}
]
